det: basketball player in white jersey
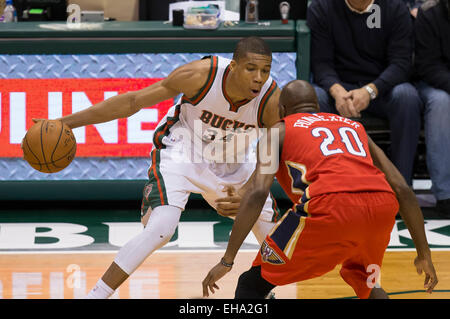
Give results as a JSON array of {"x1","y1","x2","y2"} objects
[{"x1": 49, "y1": 37, "x2": 283, "y2": 298}]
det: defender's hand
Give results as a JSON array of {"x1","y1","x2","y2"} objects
[
  {"x1": 202, "y1": 262, "x2": 232, "y2": 297},
  {"x1": 414, "y1": 255, "x2": 438, "y2": 293}
]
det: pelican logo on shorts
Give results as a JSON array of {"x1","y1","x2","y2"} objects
[{"x1": 260, "y1": 240, "x2": 285, "y2": 265}]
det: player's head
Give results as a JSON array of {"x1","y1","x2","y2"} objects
[
  {"x1": 229, "y1": 37, "x2": 273, "y2": 100},
  {"x1": 279, "y1": 80, "x2": 319, "y2": 118},
  {"x1": 233, "y1": 36, "x2": 272, "y2": 62}
]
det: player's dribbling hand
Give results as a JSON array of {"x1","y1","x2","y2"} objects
[
  {"x1": 215, "y1": 185, "x2": 242, "y2": 218},
  {"x1": 202, "y1": 262, "x2": 231, "y2": 297},
  {"x1": 414, "y1": 255, "x2": 438, "y2": 294}
]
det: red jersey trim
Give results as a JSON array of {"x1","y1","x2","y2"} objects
[
  {"x1": 181, "y1": 56, "x2": 218, "y2": 106},
  {"x1": 257, "y1": 80, "x2": 277, "y2": 127}
]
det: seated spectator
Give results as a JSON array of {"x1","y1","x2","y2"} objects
[
  {"x1": 414, "y1": 0, "x2": 450, "y2": 216},
  {"x1": 307, "y1": 0, "x2": 423, "y2": 186}
]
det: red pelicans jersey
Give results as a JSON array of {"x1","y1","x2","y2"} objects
[{"x1": 276, "y1": 113, "x2": 394, "y2": 205}]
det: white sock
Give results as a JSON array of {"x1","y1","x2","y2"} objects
[{"x1": 85, "y1": 279, "x2": 115, "y2": 299}]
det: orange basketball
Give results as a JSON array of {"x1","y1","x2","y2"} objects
[{"x1": 21, "y1": 120, "x2": 77, "y2": 173}]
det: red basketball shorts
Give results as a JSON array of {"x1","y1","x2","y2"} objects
[{"x1": 252, "y1": 191, "x2": 399, "y2": 299}]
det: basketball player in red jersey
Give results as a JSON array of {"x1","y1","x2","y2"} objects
[{"x1": 202, "y1": 80, "x2": 438, "y2": 299}]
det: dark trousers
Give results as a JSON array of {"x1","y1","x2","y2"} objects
[{"x1": 234, "y1": 266, "x2": 275, "y2": 299}]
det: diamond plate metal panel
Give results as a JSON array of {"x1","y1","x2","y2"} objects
[
  {"x1": 0, "y1": 53, "x2": 296, "y2": 86},
  {"x1": 0, "y1": 52, "x2": 296, "y2": 181},
  {"x1": 0, "y1": 158, "x2": 151, "y2": 180}
]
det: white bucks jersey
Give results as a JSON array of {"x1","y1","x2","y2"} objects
[{"x1": 152, "y1": 55, "x2": 277, "y2": 169}]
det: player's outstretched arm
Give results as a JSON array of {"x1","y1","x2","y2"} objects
[
  {"x1": 202, "y1": 166, "x2": 275, "y2": 297},
  {"x1": 367, "y1": 136, "x2": 438, "y2": 293},
  {"x1": 47, "y1": 59, "x2": 210, "y2": 129},
  {"x1": 202, "y1": 123, "x2": 284, "y2": 297}
]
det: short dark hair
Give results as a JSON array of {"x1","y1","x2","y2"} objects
[{"x1": 233, "y1": 37, "x2": 272, "y2": 61}]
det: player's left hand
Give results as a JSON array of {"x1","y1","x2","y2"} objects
[
  {"x1": 215, "y1": 185, "x2": 242, "y2": 217},
  {"x1": 414, "y1": 255, "x2": 438, "y2": 294},
  {"x1": 202, "y1": 262, "x2": 232, "y2": 297}
]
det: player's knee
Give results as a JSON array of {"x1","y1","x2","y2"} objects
[
  {"x1": 147, "y1": 208, "x2": 179, "y2": 245},
  {"x1": 145, "y1": 219, "x2": 176, "y2": 247},
  {"x1": 157, "y1": 227, "x2": 176, "y2": 246},
  {"x1": 113, "y1": 207, "x2": 180, "y2": 275},
  {"x1": 235, "y1": 266, "x2": 275, "y2": 299}
]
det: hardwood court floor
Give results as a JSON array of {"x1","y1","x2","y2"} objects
[{"x1": 0, "y1": 250, "x2": 448, "y2": 299}]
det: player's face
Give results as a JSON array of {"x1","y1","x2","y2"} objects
[{"x1": 233, "y1": 53, "x2": 272, "y2": 99}]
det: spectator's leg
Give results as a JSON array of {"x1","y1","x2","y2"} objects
[
  {"x1": 313, "y1": 85, "x2": 337, "y2": 113},
  {"x1": 368, "y1": 83, "x2": 423, "y2": 185},
  {"x1": 418, "y1": 82, "x2": 450, "y2": 213}
]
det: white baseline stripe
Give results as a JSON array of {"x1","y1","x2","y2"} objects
[{"x1": 0, "y1": 248, "x2": 449, "y2": 255}]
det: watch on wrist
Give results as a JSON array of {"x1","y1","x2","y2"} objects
[{"x1": 364, "y1": 85, "x2": 377, "y2": 100}]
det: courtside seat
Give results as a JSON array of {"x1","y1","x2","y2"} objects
[{"x1": 356, "y1": 114, "x2": 428, "y2": 180}]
